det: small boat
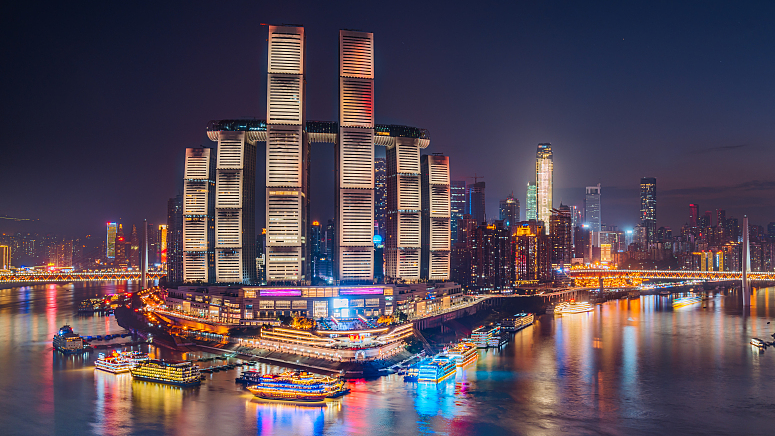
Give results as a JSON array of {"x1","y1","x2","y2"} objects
[
  {"x1": 751, "y1": 338, "x2": 766, "y2": 348},
  {"x1": 246, "y1": 371, "x2": 349, "y2": 402},
  {"x1": 672, "y1": 296, "x2": 702, "y2": 308},
  {"x1": 555, "y1": 301, "x2": 594, "y2": 314}
]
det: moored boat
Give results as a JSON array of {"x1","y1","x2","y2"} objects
[
  {"x1": 53, "y1": 325, "x2": 85, "y2": 354},
  {"x1": 750, "y1": 338, "x2": 766, "y2": 348},
  {"x1": 445, "y1": 341, "x2": 479, "y2": 367},
  {"x1": 555, "y1": 301, "x2": 593, "y2": 314},
  {"x1": 131, "y1": 360, "x2": 201, "y2": 387},
  {"x1": 501, "y1": 313, "x2": 535, "y2": 332},
  {"x1": 95, "y1": 350, "x2": 149, "y2": 374},
  {"x1": 246, "y1": 371, "x2": 349, "y2": 402},
  {"x1": 417, "y1": 355, "x2": 457, "y2": 383},
  {"x1": 471, "y1": 325, "x2": 505, "y2": 348},
  {"x1": 672, "y1": 296, "x2": 702, "y2": 308}
]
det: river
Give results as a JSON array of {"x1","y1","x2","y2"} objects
[{"x1": 1, "y1": 282, "x2": 774, "y2": 435}]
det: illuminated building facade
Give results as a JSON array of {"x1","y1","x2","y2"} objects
[
  {"x1": 0, "y1": 245, "x2": 11, "y2": 270},
  {"x1": 166, "y1": 194, "x2": 183, "y2": 283},
  {"x1": 550, "y1": 205, "x2": 572, "y2": 268},
  {"x1": 535, "y1": 143, "x2": 553, "y2": 232},
  {"x1": 158, "y1": 224, "x2": 167, "y2": 265},
  {"x1": 470, "y1": 221, "x2": 514, "y2": 292},
  {"x1": 375, "y1": 157, "x2": 387, "y2": 241},
  {"x1": 421, "y1": 153, "x2": 451, "y2": 280},
  {"x1": 585, "y1": 184, "x2": 601, "y2": 244},
  {"x1": 115, "y1": 224, "x2": 127, "y2": 268},
  {"x1": 106, "y1": 222, "x2": 117, "y2": 260},
  {"x1": 182, "y1": 147, "x2": 216, "y2": 282},
  {"x1": 640, "y1": 177, "x2": 657, "y2": 244},
  {"x1": 450, "y1": 180, "x2": 466, "y2": 242},
  {"x1": 499, "y1": 193, "x2": 519, "y2": 227},
  {"x1": 526, "y1": 181, "x2": 537, "y2": 221},
  {"x1": 337, "y1": 30, "x2": 376, "y2": 284},
  {"x1": 265, "y1": 25, "x2": 307, "y2": 284},
  {"x1": 515, "y1": 220, "x2": 551, "y2": 282}
]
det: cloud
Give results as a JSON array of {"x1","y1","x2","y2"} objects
[
  {"x1": 692, "y1": 144, "x2": 749, "y2": 154},
  {"x1": 661, "y1": 180, "x2": 775, "y2": 198}
]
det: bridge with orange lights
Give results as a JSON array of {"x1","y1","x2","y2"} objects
[
  {"x1": 567, "y1": 269, "x2": 775, "y2": 281},
  {"x1": 0, "y1": 271, "x2": 166, "y2": 283}
]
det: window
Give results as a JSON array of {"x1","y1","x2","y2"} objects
[
  {"x1": 275, "y1": 300, "x2": 291, "y2": 309},
  {"x1": 350, "y1": 299, "x2": 364, "y2": 307},
  {"x1": 365, "y1": 298, "x2": 380, "y2": 307},
  {"x1": 292, "y1": 300, "x2": 307, "y2": 310},
  {"x1": 259, "y1": 300, "x2": 274, "y2": 309}
]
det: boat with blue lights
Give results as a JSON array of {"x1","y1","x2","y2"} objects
[
  {"x1": 417, "y1": 355, "x2": 457, "y2": 383},
  {"x1": 53, "y1": 325, "x2": 85, "y2": 354},
  {"x1": 246, "y1": 371, "x2": 349, "y2": 402},
  {"x1": 672, "y1": 295, "x2": 702, "y2": 308}
]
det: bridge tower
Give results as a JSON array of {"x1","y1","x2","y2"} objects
[{"x1": 741, "y1": 216, "x2": 751, "y2": 307}]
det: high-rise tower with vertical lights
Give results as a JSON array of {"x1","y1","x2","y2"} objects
[
  {"x1": 640, "y1": 177, "x2": 657, "y2": 244},
  {"x1": 535, "y1": 143, "x2": 553, "y2": 233}
]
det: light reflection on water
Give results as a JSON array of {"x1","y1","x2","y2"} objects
[{"x1": 2, "y1": 283, "x2": 775, "y2": 435}]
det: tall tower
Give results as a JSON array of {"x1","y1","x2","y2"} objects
[
  {"x1": 585, "y1": 184, "x2": 601, "y2": 245},
  {"x1": 450, "y1": 180, "x2": 466, "y2": 242},
  {"x1": 640, "y1": 177, "x2": 657, "y2": 244},
  {"x1": 182, "y1": 147, "x2": 216, "y2": 282},
  {"x1": 166, "y1": 195, "x2": 183, "y2": 283},
  {"x1": 526, "y1": 182, "x2": 537, "y2": 221},
  {"x1": 466, "y1": 182, "x2": 486, "y2": 224},
  {"x1": 536, "y1": 143, "x2": 553, "y2": 232},
  {"x1": 499, "y1": 193, "x2": 519, "y2": 227},
  {"x1": 742, "y1": 215, "x2": 750, "y2": 307},
  {"x1": 689, "y1": 203, "x2": 699, "y2": 227},
  {"x1": 337, "y1": 30, "x2": 375, "y2": 284},
  {"x1": 106, "y1": 222, "x2": 117, "y2": 261},
  {"x1": 265, "y1": 25, "x2": 308, "y2": 284},
  {"x1": 421, "y1": 153, "x2": 451, "y2": 280}
]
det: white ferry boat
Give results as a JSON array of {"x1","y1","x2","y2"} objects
[
  {"x1": 417, "y1": 355, "x2": 457, "y2": 383},
  {"x1": 471, "y1": 325, "x2": 504, "y2": 348},
  {"x1": 95, "y1": 351, "x2": 149, "y2": 374},
  {"x1": 445, "y1": 341, "x2": 478, "y2": 367},
  {"x1": 501, "y1": 313, "x2": 535, "y2": 332},
  {"x1": 53, "y1": 325, "x2": 85, "y2": 354}
]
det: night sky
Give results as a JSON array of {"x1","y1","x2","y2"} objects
[{"x1": 2, "y1": 1, "x2": 775, "y2": 237}]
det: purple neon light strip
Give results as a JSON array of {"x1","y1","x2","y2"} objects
[
  {"x1": 339, "y1": 288, "x2": 384, "y2": 295},
  {"x1": 259, "y1": 289, "x2": 301, "y2": 297}
]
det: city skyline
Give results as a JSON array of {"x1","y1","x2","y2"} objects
[{"x1": 2, "y1": 2, "x2": 775, "y2": 237}]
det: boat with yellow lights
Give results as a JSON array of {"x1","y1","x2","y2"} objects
[
  {"x1": 95, "y1": 351, "x2": 149, "y2": 374},
  {"x1": 445, "y1": 342, "x2": 478, "y2": 367},
  {"x1": 130, "y1": 359, "x2": 201, "y2": 387},
  {"x1": 246, "y1": 371, "x2": 349, "y2": 402},
  {"x1": 555, "y1": 301, "x2": 594, "y2": 314},
  {"x1": 417, "y1": 355, "x2": 457, "y2": 383},
  {"x1": 672, "y1": 295, "x2": 702, "y2": 308}
]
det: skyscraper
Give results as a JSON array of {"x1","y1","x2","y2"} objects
[
  {"x1": 536, "y1": 143, "x2": 553, "y2": 233},
  {"x1": 264, "y1": 25, "x2": 307, "y2": 284},
  {"x1": 499, "y1": 193, "x2": 519, "y2": 227},
  {"x1": 466, "y1": 182, "x2": 486, "y2": 224},
  {"x1": 526, "y1": 182, "x2": 537, "y2": 221},
  {"x1": 450, "y1": 180, "x2": 466, "y2": 242},
  {"x1": 640, "y1": 177, "x2": 657, "y2": 244},
  {"x1": 421, "y1": 153, "x2": 451, "y2": 280},
  {"x1": 585, "y1": 184, "x2": 601, "y2": 245},
  {"x1": 129, "y1": 225, "x2": 139, "y2": 268},
  {"x1": 106, "y1": 222, "x2": 117, "y2": 261},
  {"x1": 689, "y1": 203, "x2": 699, "y2": 227},
  {"x1": 182, "y1": 147, "x2": 216, "y2": 282},
  {"x1": 337, "y1": 29, "x2": 375, "y2": 284},
  {"x1": 0, "y1": 245, "x2": 10, "y2": 270},
  {"x1": 166, "y1": 195, "x2": 184, "y2": 283},
  {"x1": 158, "y1": 224, "x2": 167, "y2": 265},
  {"x1": 115, "y1": 224, "x2": 127, "y2": 269},
  {"x1": 374, "y1": 157, "x2": 387, "y2": 240},
  {"x1": 550, "y1": 205, "x2": 572, "y2": 269}
]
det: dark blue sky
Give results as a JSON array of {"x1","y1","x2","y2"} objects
[{"x1": 2, "y1": 0, "x2": 774, "y2": 236}]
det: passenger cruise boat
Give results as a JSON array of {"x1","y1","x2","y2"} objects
[
  {"x1": 501, "y1": 313, "x2": 535, "y2": 332},
  {"x1": 555, "y1": 301, "x2": 594, "y2": 314},
  {"x1": 130, "y1": 360, "x2": 201, "y2": 387},
  {"x1": 471, "y1": 325, "x2": 504, "y2": 348},
  {"x1": 750, "y1": 338, "x2": 767, "y2": 348},
  {"x1": 445, "y1": 341, "x2": 478, "y2": 367},
  {"x1": 53, "y1": 325, "x2": 85, "y2": 354},
  {"x1": 95, "y1": 351, "x2": 149, "y2": 374},
  {"x1": 246, "y1": 371, "x2": 349, "y2": 402},
  {"x1": 235, "y1": 370, "x2": 262, "y2": 385},
  {"x1": 417, "y1": 355, "x2": 457, "y2": 383},
  {"x1": 672, "y1": 296, "x2": 702, "y2": 308}
]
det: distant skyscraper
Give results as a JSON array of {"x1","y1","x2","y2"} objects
[
  {"x1": 106, "y1": 222, "x2": 117, "y2": 260},
  {"x1": 182, "y1": 147, "x2": 216, "y2": 282},
  {"x1": 375, "y1": 157, "x2": 387, "y2": 240},
  {"x1": 450, "y1": 180, "x2": 466, "y2": 242},
  {"x1": 421, "y1": 153, "x2": 451, "y2": 280},
  {"x1": 536, "y1": 143, "x2": 553, "y2": 233},
  {"x1": 166, "y1": 195, "x2": 184, "y2": 283},
  {"x1": 337, "y1": 29, "x2": 375, "y2": 284},
  {"x1": 585, "y1": 184, "x2": 601, "y2": 245},
  {"x1": 0, "y1": 245, "x2": 10, "y2": 270},
  {"x1": 499, "y1": 193, "x2": 519, "y2": 227},
  {"x1": 158, "y1": 224, "x2": 167, "y2": 265},
  {"x1": 310, "y1": 221, "x2": 322, "y2": 279},
  {"x1": 689, "y1": 204, "x2": 699, "y2": 227},
  {"x1": 526, "y1": 182, "x2": 537, "y2": 221},
  {"x1": 115, "y1": 224, "x2": 127, "y2": 268},
  {"x1": 130, "y1": 225, "x2": 139, "y2": 268},
  {"x1": 550, "y1": 205, "x2": 572, "y2": 269},
  {"x1": 466, "y1": 182, "x2": 486, "y2": 224},
  {"x1": 640, "y1": 177, "x2": 657, "y2": 244}
]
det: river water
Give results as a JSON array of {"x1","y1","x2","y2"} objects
[{"x1": 1, "y1": 283, "x2": 774, "y2": 436}]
